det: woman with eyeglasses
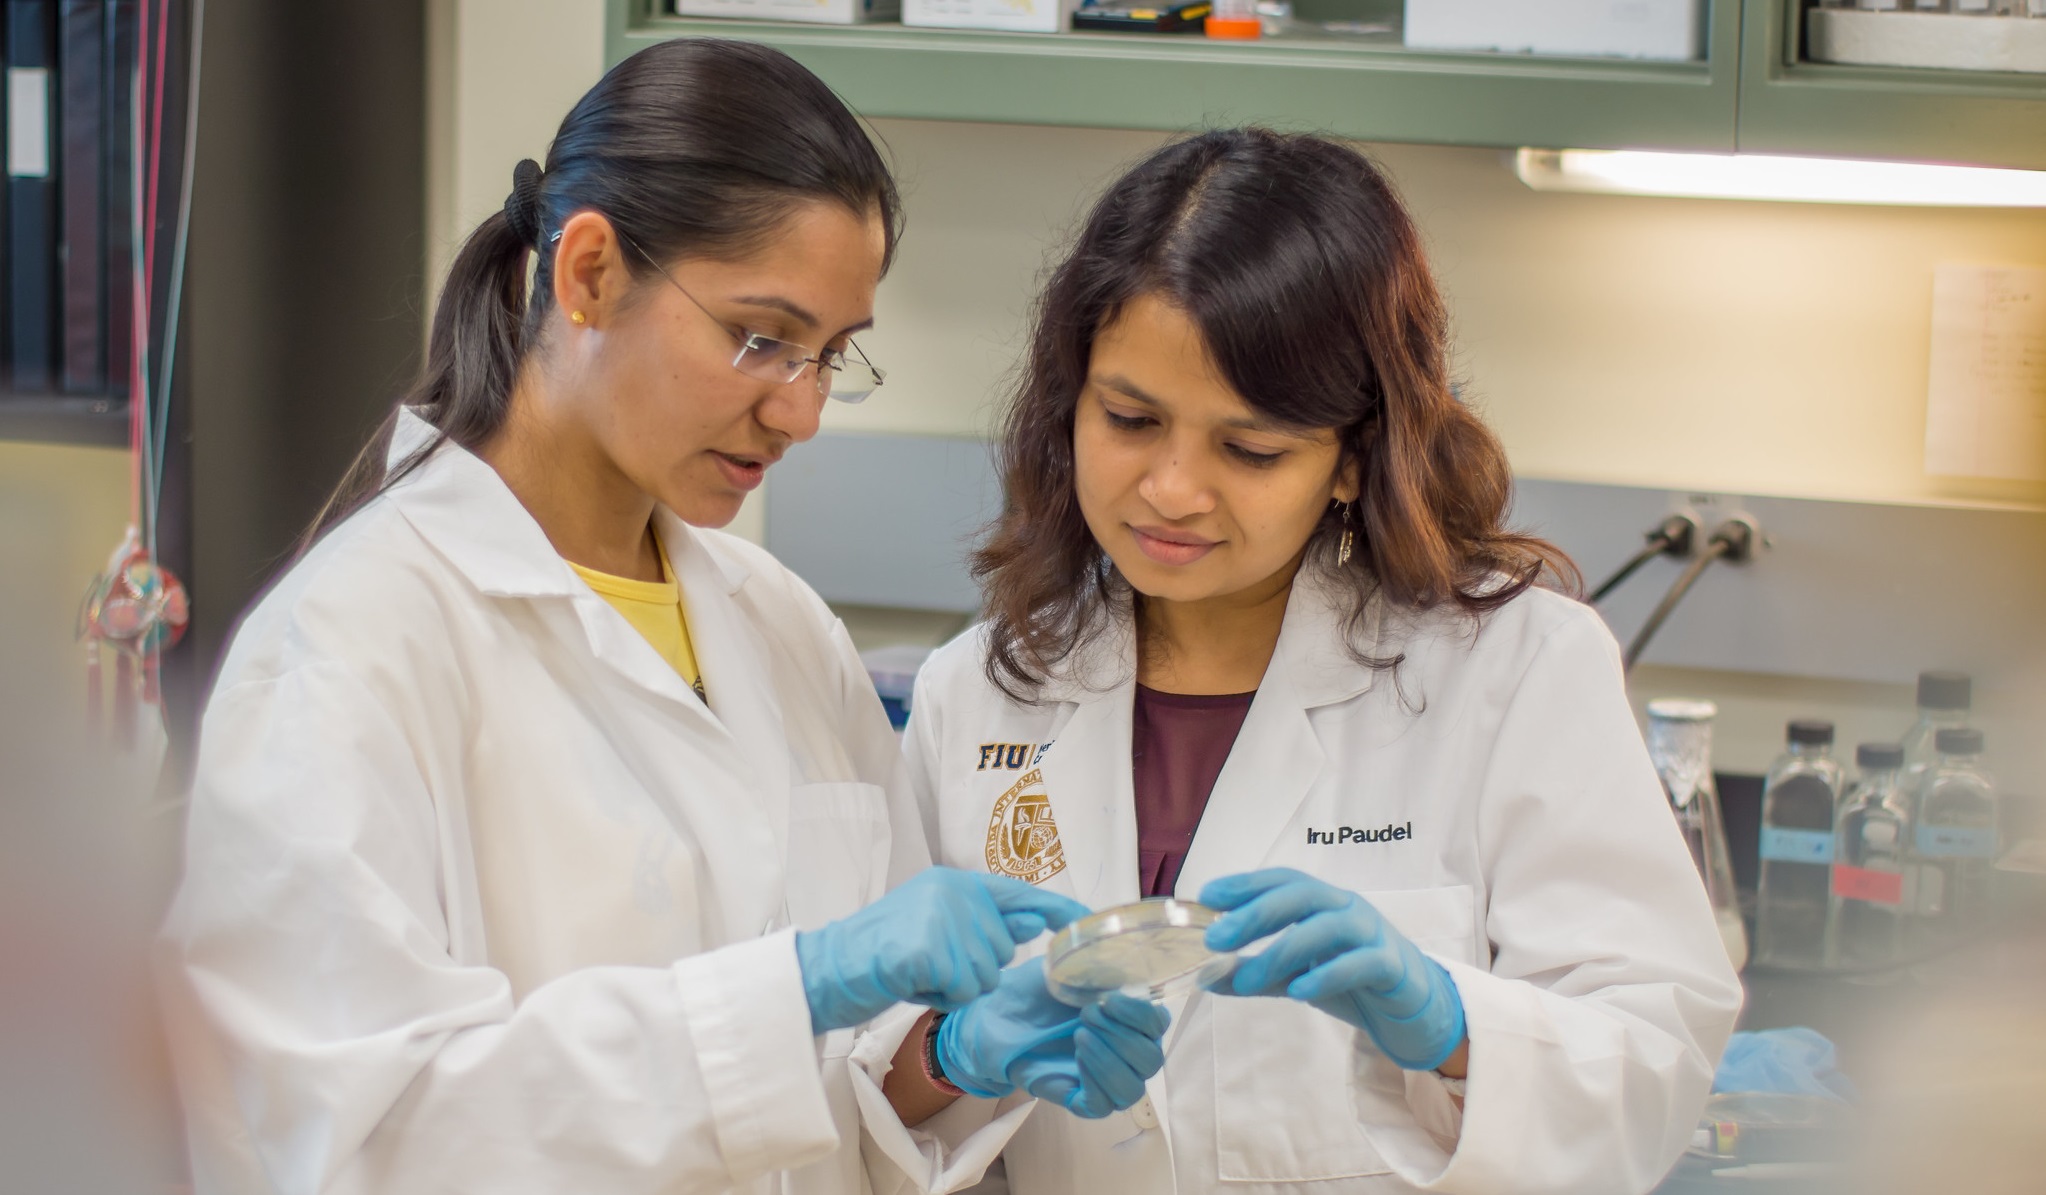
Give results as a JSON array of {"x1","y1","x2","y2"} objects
[
  {"x1": 901, "y1": 129, "x2": 1743, "y2": 1194},
  {"x1": 156, "y1": 39, "x2": 1167, "y2": 1195}
]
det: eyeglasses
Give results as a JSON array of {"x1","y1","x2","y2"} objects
[{"x1": 616, "y1": 234, "x2": 885, "y2": 403}]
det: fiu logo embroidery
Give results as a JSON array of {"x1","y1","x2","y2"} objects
[
  {"x1": 977, "y1": 742, "x2": 1047, "y2": 771},
  {"x1": 984, "y1": 768, "x2": 1066, "y2": 884}
]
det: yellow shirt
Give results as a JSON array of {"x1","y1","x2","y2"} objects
[{"x1": 569, "y1": 545, "x2": 705, "y2": 701}]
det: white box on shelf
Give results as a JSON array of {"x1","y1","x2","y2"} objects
[
  {"x1": 1807, "y1": 10, "x2": 2046, "y2": 75},
  {"x1": 902, "y1": 0, "x2": 1077, "y2": 34},
  {"x1": 674, "y1": 0, "x2": 900, "y2": 25},
  {"x1": 1402, "y1": 0, "x2": 1703, "y2": 62}
]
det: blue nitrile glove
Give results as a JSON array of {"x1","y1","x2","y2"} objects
[
  {"x1": 795, "y1": 867, "x2": 1091, "y2": 1033},
  {"x1": 1714, "y1": 1028, "x2": 1857, "y2": 1101},
  {"x1": 935, "y1": 956, "x2": 1171, "y2": 1119},
  {"x1": 1201, "y1": 868, "x2": 1466, "y2": 1072}
]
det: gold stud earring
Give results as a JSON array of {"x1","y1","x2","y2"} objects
[
  {"x1": 1337, "y1": 502, "x2": 1355, "y2": 568},
  {"x1": 570, "y1": 310, "x2": 587, "y2": 325}
]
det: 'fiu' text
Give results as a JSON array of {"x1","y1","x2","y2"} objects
[{"x1": 977, "y1": 742, "x2": 1048, "y2": 771}]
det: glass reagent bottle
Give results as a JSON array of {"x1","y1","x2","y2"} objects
[
  {"x1": 1756, "y1": 720, "x2": 1844, "y2": 968},
  {"x1": 1910, "y1": 728, "x2": 1998, "y2": 952},
  {"x1": 1830, "y1": 742, "x2": 1910, "y2": 968},
  {"x1": 1645, "y1": 698, "x2": 1746, "y2": 971},
  {"x1": 1902, "y1": 670, "x2": 1971, "y2": 792}
]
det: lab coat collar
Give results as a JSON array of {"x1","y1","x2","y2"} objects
[
  {"x1": 382, "y1": 407, "x2": 753, "y2": 602},
  {"x1": 1036, "y1": 674, "x2": 1139, "y2": 911},
  {"x1": 383, "y1": 408, "x2": 583, "y2": 600},
  {"x1": 1176, "y1": 573, "x2": 1385, "y2": 895},
  {"x1": 381, "y1": 407, "x2": 768, "y2": 736},
  {"x1": 1271, "y1": 568, "x2": 1386, "y2": 710},
  {"x1": 659, "y1": 510, "x2": 795, "y2": 873},
  {"x1": 1033, "y1": 567, "x2": 1384, "y2": 911},
  {"x1": 1033, "y1": 565, "x2": 1385, "y2": 711},
  {"x1": 385, "y1": 410, "x2": 791, "y2": 941}
]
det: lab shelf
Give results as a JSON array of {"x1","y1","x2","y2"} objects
[
  {"x1": 612, "y1": 1, "x2": 2046, "y2": 169},
  {"x1": 606, "y1": 0, "x2": 1743, "y2": 153},
  {"x1": 1737, "y1": 0, "x2": 2046, "y2": 170}
]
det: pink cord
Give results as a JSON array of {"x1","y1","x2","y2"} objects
[
  {"x1": 126, "y1": 0, "x2": 150, "y2": 519},
  {"x1": 144, "y1": 0, "x2": 168, "y2": 300},
  {"x1": 129, "y1": 0, "x2": 170, "y2": 525}
]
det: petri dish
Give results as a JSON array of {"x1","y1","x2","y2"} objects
[{"x1": 1043, "y1": 898, "x2": 1237, "y2": 1007}]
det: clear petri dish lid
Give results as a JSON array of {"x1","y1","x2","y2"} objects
[{"x1": 1043, "y1": 897, "x2": 1237, "y2": 1007}]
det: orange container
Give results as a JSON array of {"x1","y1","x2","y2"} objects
[
  {"x1": 1203, "y1": 14, "x2": 1261, "y2": 37},
  {"x1": 1204, "y1": 0, "x2": 1259, "y2": 37}
]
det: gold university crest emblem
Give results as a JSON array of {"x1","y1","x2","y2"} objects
[{"x1": 984, "y1": 768, "x2": 1066, "y2": 884}]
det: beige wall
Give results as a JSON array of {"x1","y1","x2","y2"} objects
[
  {"x1": 840, "y1": 121, "x2": 2046, "y2": 513},
  {"x1": 431, "y1": 8, "x2": 2046, "y2": 777},
  {"x1": 427, "y1": 0, "x2": 609, "y2": 276},
  {"x1": 0, "y1": 443, "x2": 137, "y2": 714}
]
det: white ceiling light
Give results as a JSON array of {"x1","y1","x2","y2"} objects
[{"x1": 1514, "y1": 147, "x2": 2046, "y2": 208}]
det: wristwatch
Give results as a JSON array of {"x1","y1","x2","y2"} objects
[{"x1": 920, "y1": 1013, "x2": 966, "y2": 1097}]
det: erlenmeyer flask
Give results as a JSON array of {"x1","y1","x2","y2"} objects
[{"x1": 1646, "y1": 698, "x2": 1748, "y2": 971}]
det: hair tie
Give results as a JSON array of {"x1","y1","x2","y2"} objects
[{"x1": 503, "y1": 158, "x2": 544, "y2": 246}]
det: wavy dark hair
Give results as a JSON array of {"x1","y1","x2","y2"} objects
[
  {"x1": 972, "y1": 128, "x2": 1576, "y2": 701},
  {"x1": 303, "y1": 38, "x2": 902, "y2": 546}
]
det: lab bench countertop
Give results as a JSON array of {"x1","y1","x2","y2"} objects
[{"x1": 1652, "y1": 927, "x2": 2046, "y2": 1195}]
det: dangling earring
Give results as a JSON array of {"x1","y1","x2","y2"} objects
[
  {"x1": 1337, "y1": 502, "x2": 1355, "y2": 568},
  {"x1": 570, "y1": 310, "x2": 587, "y2": 325}
]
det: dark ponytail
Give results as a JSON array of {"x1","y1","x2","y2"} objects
[{"x1": 303, "y1": 39, "x2": 902, "y2": 548}]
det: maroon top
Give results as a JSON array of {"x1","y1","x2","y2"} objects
[{"x1": 1132, "y1": 684, "x2": 1257, "y2": 898}]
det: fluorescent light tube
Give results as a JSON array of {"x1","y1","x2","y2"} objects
[{"x1": 1514, "y1": 148, "x2": 2046, "y2": 207}]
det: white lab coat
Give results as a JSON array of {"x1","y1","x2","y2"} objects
[
  {"x1": 903, "y1": 574, "x2": 1744, "y2": 1195},
  {"x1": 157, "y1": 410, "x2": 1021, "y2": 1195}
]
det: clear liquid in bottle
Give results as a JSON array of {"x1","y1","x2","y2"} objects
[
  {"x1": 1909, "y1": 728, "x2": 1998, "y2": 955},
  {"x1": 1830, "y1": 743, "x2": 1911, "y2": 968},
  {"x1": 1756, "y1": 721, "x2": 1844, "y2": 968}
]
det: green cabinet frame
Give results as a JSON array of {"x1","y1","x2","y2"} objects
[
  {"x1": 608, "y1": 1, "x2": 2046, "y2": 168},
  {"x1": 606, "y1": 0, "x2": 1741, "y2": 152},
  {"x1": 1736, "y1": 0, "x2": 2046, "y2": 171}
]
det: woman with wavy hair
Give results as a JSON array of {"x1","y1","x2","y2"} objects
[{"x1": 902, "y1": 129, "x2": 1741, "y2": 1195}]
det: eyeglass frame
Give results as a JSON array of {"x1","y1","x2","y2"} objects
[{"x1": 562, "y1": 228, "x2": 885, "y2": 403}]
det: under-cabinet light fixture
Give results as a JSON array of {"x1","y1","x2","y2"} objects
[{"x1": 1514, "y1": 147, "x2": 2046, "y2": 208}]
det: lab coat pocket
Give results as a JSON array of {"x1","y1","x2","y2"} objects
[
  {"x1": 1211, "y1": 885, "x2": 1480, "y2": 1183},
  {"x1": 1363, "y1": 884, "x2": 1480, "y2": 968},
  {"x1": 1212, "y1": 997, "x2": 1396, "y2": 1182},
  {"x1": 784, "y1": 781, "x2": 892, "y2": 932}
]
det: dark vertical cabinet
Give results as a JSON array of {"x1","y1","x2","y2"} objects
[{"x1": 159, "y1": 0, "x2": 426, "y2": 755}]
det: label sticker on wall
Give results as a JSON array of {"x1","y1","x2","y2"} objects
[{"x1": 1925, "y1": 263, "x2": 2046, "y2": 482}]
